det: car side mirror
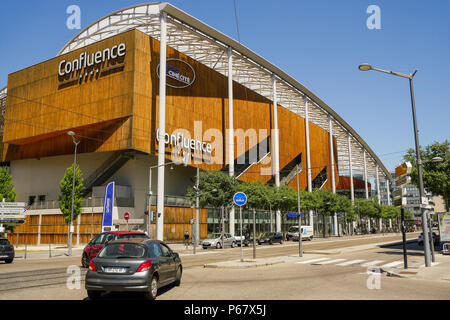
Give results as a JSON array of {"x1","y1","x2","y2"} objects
[{"x1": 173, "y1": 253, "x2": 179, "y2": 259}]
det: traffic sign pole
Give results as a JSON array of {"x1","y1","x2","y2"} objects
[
  {"x1": 233, "y1": 192, "x2": 247, "y2": 261},
  {"x1": 401, "y1": 208, "x2": 408, "y2": 269}
]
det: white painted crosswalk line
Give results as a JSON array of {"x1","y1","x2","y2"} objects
[
  {"x1": 297, "y1": 258, "x2": 330, "y2": 264},
  {"x1": 360, "y1": 260, "x2": 385, "y2": 267},
  {"x1": 380, "y1": 261, "x2": 403, "y2": 268},
  {"x1": 335, "y1": 259, "x2": 365, "y2": 266},
  {"x1": 313, "y1": 259, "x2": 346, "y2": 265}
]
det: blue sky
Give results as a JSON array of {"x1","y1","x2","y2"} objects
[{"x1": 0, "y1": 0, "x2": 449, "y2": 172}]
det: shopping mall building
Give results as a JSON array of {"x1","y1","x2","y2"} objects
[{"x1": 0, "y1": 3, "x2": 392, "y2": 244}]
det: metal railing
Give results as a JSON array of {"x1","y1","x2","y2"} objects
[{"x1": 28, "y1": 197, "x2": 134, "y2": 210}]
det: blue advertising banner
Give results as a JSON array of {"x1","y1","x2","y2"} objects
[{"x1": 101, "y1": 182, "x2": 115, "y2": 232}]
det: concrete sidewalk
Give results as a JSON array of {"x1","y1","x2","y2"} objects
[{"x1": 383, "y1": 252, "x2": 450, "y2": 282}]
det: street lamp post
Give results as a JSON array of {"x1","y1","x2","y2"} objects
[
  {"x1": 358, "y1": 63, "x2": 432, "y2": 267},
  {"x1": 296, "y1": 164, "x2": 303, "y2": 257},
  {"x1": 148, "y1": 161, "x2": 178, "y2": 239},
  {"x1": 67, "y1": 131, "x2": 80, "y2": 256}
]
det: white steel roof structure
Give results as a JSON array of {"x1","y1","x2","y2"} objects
[{"x1": 57, "y1": 2, "x2": 392, "y2": 184}]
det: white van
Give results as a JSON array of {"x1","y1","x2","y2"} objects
[{"x1": 286, "y1": 225, "x2": 314, "y2": 241}]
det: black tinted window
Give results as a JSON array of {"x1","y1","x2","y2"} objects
[
  {"x1": 118, "y1": 234, "x2": 149, "y2": 239},
  {"x1": 0, "y1": 239, "x2": 10, "y2": 245},
  {"x1": 160, "y1": 244, "x2": 172, "y2": 257},
  {"x1": 98, "y1": 243, "x2": 147, "y2": 259},
  {"x1": 148, "y1": 242, "x2": 163, "y2": 257}
]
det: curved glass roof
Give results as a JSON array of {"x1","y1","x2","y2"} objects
[{"x1": 58, "y1": 2, "x2": 392, "y2": 183}]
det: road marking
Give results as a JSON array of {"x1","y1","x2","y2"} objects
[
  {"x1": 360, "y1": 260, "x2": 384, "y2": 267},
  {"x1": 313, "y1": 259, "x2": 346, "y2": 265},
  {"x1": 380, "y1": 261, "x2": 403, "y2": 268},
  {"x1": 297, "y1": 258, "x2": 330, "y2": 264},
  {"x1": 335, "y1": 259, "x2": 365, "y2": 266}
]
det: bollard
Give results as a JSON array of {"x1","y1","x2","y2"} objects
[
  {"x1": 24, "y1": 244, "x2": 27, "y2": 260},
  {"x1": 49, "y1": 243, "x2": 51, "y2": 258}
]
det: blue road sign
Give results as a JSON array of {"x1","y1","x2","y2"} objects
[
  {"x1": 287, "y1": 212, "x2": 298, "y2": 218},
  {"x1": 287, "y1": 212, "x2": 303, "y2": 218},
  {"x1": 233, "y1": 192, "x2": 247, "y2": 206}
]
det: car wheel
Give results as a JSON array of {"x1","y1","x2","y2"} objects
[
  {"x1": 144, "y1": 275, "x2": 158, "y2": 300},
  {"x1": 216, "y1": 242, "x2": 222, "y2": 249},
  {"x1": 308, "y1": 236, "x2": 313, "y2": 241},
  {"x1": 81, "y1": 253, "x2": 89, "y2": 268},
  {"x1": 269, "y1": 240, "x2": 273, "y2": 245},
  {"x1": 174, "y1": 267, "x2": 182, "y2": 286},
  {"x1": 231, "y1": 242, "x2": 236, "y2": 248},
  {"x1": 5, "y1": 258, "x2": 13, "y2": 264},
  {"x1": 280, "y1": 240, "x2": 283, "y2": 245},
  {"x1": 87, "y1": 290, "x2": 103, "y2": 300}
]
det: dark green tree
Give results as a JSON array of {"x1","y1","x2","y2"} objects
[
  {"x1": 58, "y1": 164, "x2": 85, "y2": 224},
  {"x1": 404, "y1": 140, "x2": 450, "y2": 211},
  {"x1": 186, "y1": 170, "x2": 237, "y2": 209},
  {"x1": 0, "y1": 167, "x2": 17, "y2": 233},
  {"x1": 0, "y1": 167, "x2": 17, "y2": 202}
]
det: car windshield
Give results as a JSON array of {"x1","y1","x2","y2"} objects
[
  {"x1": 262, "y1": 233, "x2": 274, "y2": 237},
  {"x1": 288, "y1": 227, "x2": 298, "y2": 232},
  {"x1": 98, "y1": 243, "x2": 147, "y2": 259},
  {"x1": 0, "y1": 239, "x2": 10, "y2": 245},
  {"x1": 212, "y1": 234, "x2": 222, "y2": 239},
  {"x1": 118, "y1": 234, "x2": 149, "y2": 239}
]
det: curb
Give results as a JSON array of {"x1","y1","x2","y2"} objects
[
  {"x1": 204, "y1": 260, "x2": 286, "y2": 269},
  {"x1": 303, "y1": 250, "x2": 340, "y2": 255}
]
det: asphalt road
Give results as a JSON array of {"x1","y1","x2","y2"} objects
[
  {"x1": 1, "y1": 232, "x2": 440, "y2": 300},
  {"x1": 1, "y1": 238, "x2": 449, "y2": 300}
]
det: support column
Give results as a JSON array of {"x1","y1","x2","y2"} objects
[
  {"x1": 76, "y1": 215, "x2": 81, "y2": 245},
  {"x1": 376, "y1": 164, "x2": 382, "y2": 230},
  {"x1": 272, "y1": 75, "x2": 281, "y2": 232},
  {"x1": 156, "y1": 12, "x2": 167, "y2": 241},
  {"x1": 363, "y1": 150, "x2": 369, "y2": 199},
  {"x1": 348, "y1": 133, "x2": 356, "y2": 231},
  {"x1": 386, "y1": 175, "x2": 392, "y2": 229},
  {"x1": 37, "y1": 214, "x2": 42, "y2": 245},
  {"x1": 329, "y1": 115, "x2": 338, "y2": 235},
  {"x1": 305, "y1": 98, "x2": 313, "y2": 227},
  {"x1": 348, "y1": 133, "x2": 355, "y2": 203},
  {"x1": 386, "y1": 176, "x2": 391, "y2": 206},
  {"x1": 228, "y1": 46, "x2": 235, "y2": 236}
]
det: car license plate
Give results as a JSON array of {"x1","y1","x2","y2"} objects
[{"x1": 104, "y1": 267, "x2": 126, "y2": 273}]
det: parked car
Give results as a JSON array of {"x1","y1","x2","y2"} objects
[
  {"x1": 286, "y1": 226, "x2": 314, "y2": 241},
  {"x1": 0, "y1": 238, "x2": 14, "y2": 264},
  {"x1": 202, "y1": 233, "x2": 236, "y2": 249},
  {"x1": 234, "y1": 234, "x2": 249, "y2": 247},
  {"x1": 258, "y1": 232, "x2": 283, "y2": 245},
  {"x1": 418, "y1": 232, "x2": 439, "y2": 246},
  {"x1": 81, "y1": 231, "x2": 149, "y2": 268},
  {"x1": 85, "y1": 239, "x2": 182, "y2": 300}
]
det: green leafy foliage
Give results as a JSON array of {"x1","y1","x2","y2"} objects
[
  {"x1": 0, "y1": 167, "x2": 17, "y2": 202},
  {"x1": 186, "y1": 170, "x2": 237, "y2": 209},
  {"x1": 404, "y1": 140, "x2": 450, "y2": 210},
  {"x1": 0, "y1": 167, "x2": 17, "y2": 233},
  {"x1": 58, "y1": 164, "x2": 85, "y2": 224}
]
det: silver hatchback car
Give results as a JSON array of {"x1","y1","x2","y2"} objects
[{"x1": 85, "y1": 239, "x2": 182, "y2": 300}]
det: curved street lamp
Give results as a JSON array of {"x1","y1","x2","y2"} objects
[{"x1": 358, "y1": 63, "x2": 432, "y2": 267}]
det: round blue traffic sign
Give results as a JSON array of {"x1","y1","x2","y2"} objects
[{"x1": 233, "y1": 192, "x2": 247, "y2": 206}]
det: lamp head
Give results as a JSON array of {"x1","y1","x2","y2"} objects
[
  {"x1": 358, "y1": 63, "x2": 372, "y2": 71},
  {"x1": 67, "y1": 131, "x2": 75, "y2": 136},
  {"x1": 431, "y1": 156, "x2": 443, "y2": 163}
]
